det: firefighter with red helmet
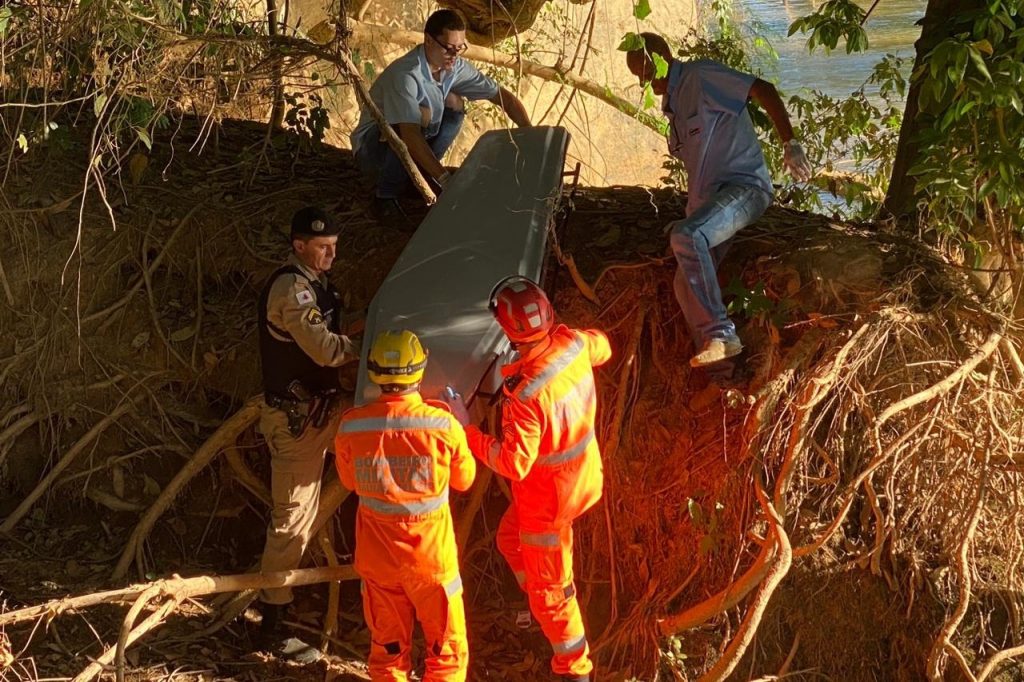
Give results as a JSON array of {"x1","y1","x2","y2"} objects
[{"x1": 445, "y1": 276, "x2": 611, "y2": 682}]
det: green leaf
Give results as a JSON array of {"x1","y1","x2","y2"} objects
[
  {"x1": 968, "y1": 48, "x2": 992, "y2": 81},
  {"x1": 652, "y1": 53, "x2": 669, "y2": 79},
  {"x1": 617, "y1": 32, "x2": 645, "y2": 52},
  {"x1": 633, "y1": 0, "x2": 652, "y2": 20},
  {"x1": 642, "y1": 83, "x2": 657, "y2": 110},
  {"x1": 135, "y1": 127, "x2": 152, "y2": 150},
  {"x1": 0, "y1": 7, "x2": 12, "y2": 38},
  {"x1": 16, "y1": 133, "x2": 28, "y2": 153},
  {"x1": 94, "y1": 93, "x2": 107, "y2": 118}
]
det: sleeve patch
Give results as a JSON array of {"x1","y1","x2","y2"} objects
[
  {"x1": 296, "y1": 290, "x2": 314, "y2": 305},
  {"x1": 306, "y1": 308, "x2": 325, "y2": 326}
]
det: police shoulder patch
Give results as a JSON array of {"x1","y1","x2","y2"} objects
[{"x1": 305, "y1": 308, "x2": 324, "y2": 326}]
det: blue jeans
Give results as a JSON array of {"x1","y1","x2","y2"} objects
[
  {"x1": 354, "y1": 108, "x2": 465, "y2": 200},
  {"x1": 668, "y1": 183, "x2": 772, "y2": 349}
]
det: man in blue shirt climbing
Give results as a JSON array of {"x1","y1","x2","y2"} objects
[
  {"x1": 626, "y1": 33, "x2": 813, "y2": 370},
  {"x1": 351, "y1": 9, "x2": 532, "y2": 221}
]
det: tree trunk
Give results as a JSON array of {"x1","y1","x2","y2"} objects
[{"x1": 883, "y1": 0, "x2": 982, "y2": 217}]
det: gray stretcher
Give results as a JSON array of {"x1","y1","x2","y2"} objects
[{"x1": 354, "y1": 126, "x2": 571, "y2": 407}]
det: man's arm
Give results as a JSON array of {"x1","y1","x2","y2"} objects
[
  {"x1": 465, "y1": 398, "x2": 542, "y2": 481},
  {"x1": 270, "y1": 276, "x2": 359, "y2": 367},
  {"x1": 748, "y1": 78, "x2": 794, "y2": 143},
  {"x1": 489, "y1": 86, "x2": 532, "y2": 128},
  {"x1": 396, "y1": 123, "x2": 448, "y2": 182},
  {"x1": 749, "y1": 78, "x2": 812, "y2": 181}
]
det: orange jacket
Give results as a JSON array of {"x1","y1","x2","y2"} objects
[
  {"x1": 335, "y1": 393, "x2": 476, "y2": 584},
  {"x1": 466, "y1": 325, "x2": 612, "y2": 531}
]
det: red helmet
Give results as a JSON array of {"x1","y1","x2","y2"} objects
[{"x1": 488, "y1": 275, "x2": 554, "y2": 344}]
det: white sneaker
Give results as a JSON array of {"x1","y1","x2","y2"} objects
[{"x1": 690, "y1": 335, "x2": 743, "y2": 367}]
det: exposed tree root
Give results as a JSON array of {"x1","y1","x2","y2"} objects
[
  {"x1": 113, "y1": 397, "x2": 263, "y2": 580},
  {"x1": 1, "y1": 392, "x2": 142, "y2": 533},
  {"x1": 697, "y1": 483, "x2": 792, "y2": 682},
  {"x1": 877, "y1": 329, "x2": 1002, "y2": 427},
  {"x1": 926, "y1": 452, "x2": 989, "y2": 681}
]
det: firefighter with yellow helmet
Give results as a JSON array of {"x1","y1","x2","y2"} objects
[{"x1": 334, "y1": 329, "x2": 477, "y2": 681}]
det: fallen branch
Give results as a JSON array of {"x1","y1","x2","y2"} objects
[
  {"x1": 113, "y1": 397, "x2": 262, "y2": 580},
  {"x1": 0, "y1": 411, "x2": 41, "y2": 471},
  {"x1": 115, "y1": 586, "x2": 162, "y2": 682},
  {"x1": 334, "y1": 48, "x2": 436, "y2": 205},
  {"x1": 658, "y1": 526, "x2": 777, "y2": 636},
  {"x1": 45, "y1": 565, "x2": 357, "y2": 682},
  {"x1": 316, "y1": 528, "x2": 341, "y2": 651},
  {"x1": 74, "y1": 593, "x2": 181, "y2": 682},
  {"x1": 1, "y1": 565, "x2": 358, "y2": 629}
]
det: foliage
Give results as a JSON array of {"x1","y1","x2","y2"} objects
[
  {"x1": 0, "y1": 0, "x2": 341, "y2": 229},
  {"x1": 783, "y1": 55, "x2": 907, "y2": 218},
  {"x1": 626, "y1": 0, "x2": 903, "y2": 219},
  {"x1": 787, "y1": 0, "x2": 869, "y2": 54},
  {"x1": 907, "y1": 0, "x2": 1024, "y2": 248},
  {"x1": 790, "y1": 0, "x2": 1024, "y2": 269},
  {"x1": 283, "y1": 91, "x2": 331, "y2": 145}
]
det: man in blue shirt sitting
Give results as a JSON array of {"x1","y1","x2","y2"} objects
[
  {"x1": 625, "y1": 33, "x2": 812, "y2": 371},
  {"x1": 351, "y1": 9, "x2": 532, "y2": 222}
]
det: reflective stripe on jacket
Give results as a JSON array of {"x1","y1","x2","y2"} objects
[
  {"x1": 466, "y1": 325, "x2": 612, "y2": 530},
  {"x1": 335, "y1": 393, "x2": 476, "y2": 584}
]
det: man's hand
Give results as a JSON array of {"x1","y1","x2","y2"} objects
[
  {"x1": 441, "y1": 385, "x2": 471, "y2": 426},
  {"x1": 783, "y1": 139, "x2": 813, "y2": 182}
]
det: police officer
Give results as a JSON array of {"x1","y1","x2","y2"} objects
[{"x1": 256, "y1": 206, "x2": 359, "y2": 662}]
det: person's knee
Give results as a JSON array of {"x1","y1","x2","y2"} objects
[
  {"x1": 444, "y1": 92, "x2": 464, "y2": 112},
  {"x1": 670, "y1": 227, "x2": 702, "y2": 255}
]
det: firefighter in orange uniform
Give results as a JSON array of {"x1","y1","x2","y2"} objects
[
  {"x1": 335, "y1": 329, "x2": 476, "y2": 681},
  {"x1": 444, "y1": 276, "x2": 611, "y2": 682}
]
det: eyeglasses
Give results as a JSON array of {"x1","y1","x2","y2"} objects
[{"x1": 428, "y1": 33, "x2": 468, "y2": 56}]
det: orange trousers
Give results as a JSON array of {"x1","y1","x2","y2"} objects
[
  {"x1": 361, "y1": 575, "x2": 468, "y2": 681},
  {"x1": 496, "y1": 506, "x2": 593, "y2": 678}
]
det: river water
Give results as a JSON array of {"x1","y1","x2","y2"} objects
[{"x1": 737, "y1": 0, "x2": 926, "y2": 102}]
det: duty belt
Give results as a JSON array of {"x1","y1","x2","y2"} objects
[{"x1": 265, "y1": 389, "x2": 340, "y2": 437}]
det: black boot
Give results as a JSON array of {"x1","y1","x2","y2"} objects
[{"x1": 257, "y1": 603, "x2": 322, "y2": 665}]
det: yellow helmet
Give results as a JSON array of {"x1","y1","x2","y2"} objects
[{"x1": 367, "y1": 329, "x2": 428, "y2": 386}]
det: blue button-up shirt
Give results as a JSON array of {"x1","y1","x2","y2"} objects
[
  {"x1": 663, "y1": 59, "x2": 773, "y2": 213},
  {"x1": 351, "y1": 45, "x2": 499, "y2": 152}
]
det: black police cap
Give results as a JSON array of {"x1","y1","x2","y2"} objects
[{"x1": 290, "y1": 206, "x2": 339, "y2": 238}]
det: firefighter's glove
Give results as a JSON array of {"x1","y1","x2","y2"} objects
[
  {"x1": 442, "y1": 385, "x2": 471, "y2": 426},
  {"x1": 783, "y1": 139, "x2": 812, "y2": 182}
]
